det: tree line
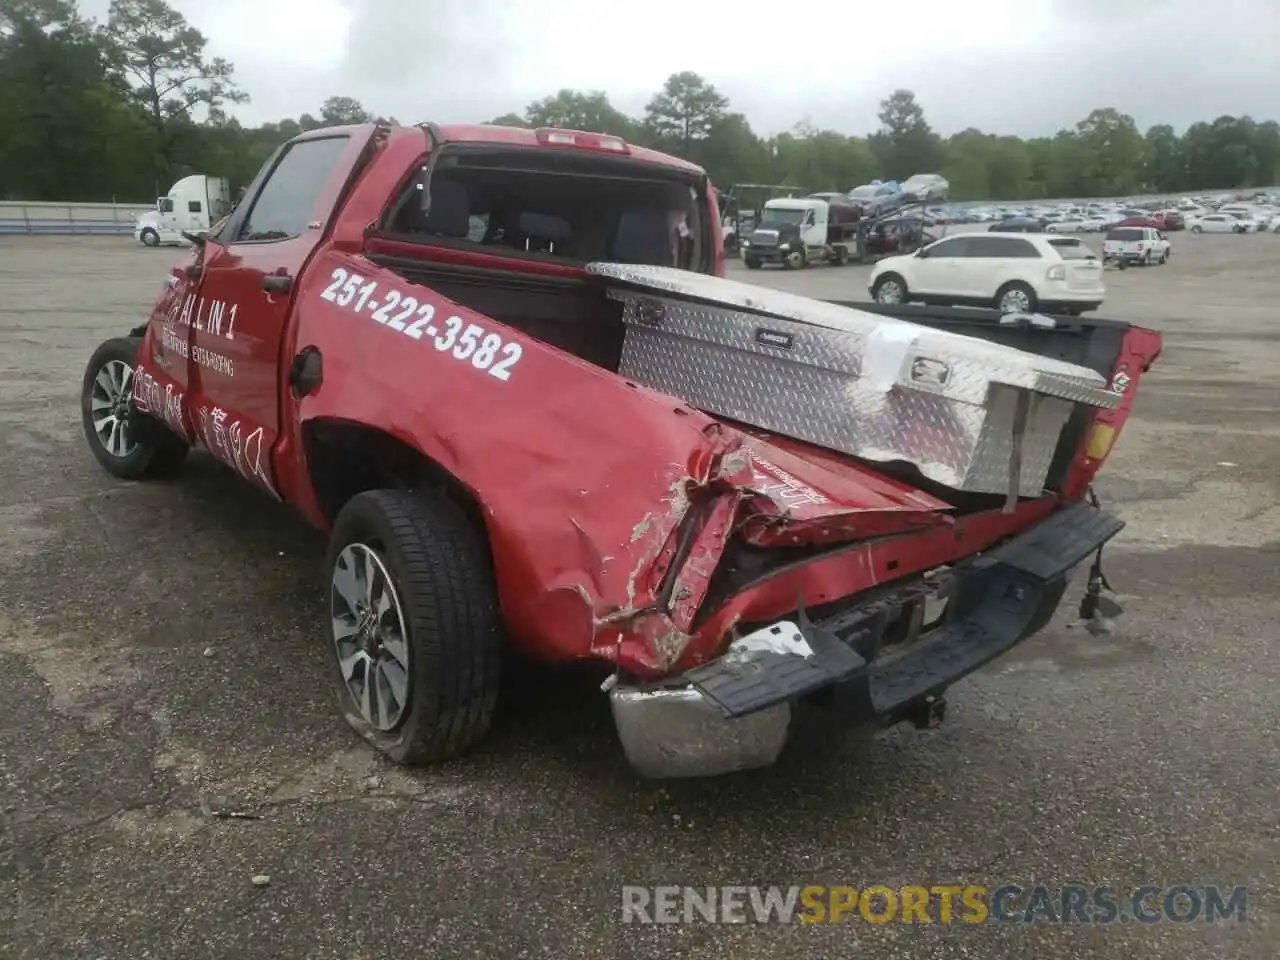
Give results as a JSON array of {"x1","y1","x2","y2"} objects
[{"x1": 3, "y1": 0, "x2": 1277, "y2": 205}]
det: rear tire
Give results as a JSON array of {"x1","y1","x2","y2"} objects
[
  {"x1": 1191, "y1": 225, "x2": 1203, "y2": 234},
  {"x1": 325, "y1": 489, "x2": 503, "y2": 765},
  {"x1": 81, "y1": 337, "x2": 188, "y2": 480},
  {"x1": 995, "y1": 281, "x2": 1037, "y2": 314}
]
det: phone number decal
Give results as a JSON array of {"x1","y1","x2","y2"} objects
[{"x1": 319, "y1": 266, "x2": 522, "y2": 381}]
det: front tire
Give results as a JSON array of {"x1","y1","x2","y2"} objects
[
  {"x1": 871, "y1": 273, "x2": 908, "y2": 304},
  {"x1": 81, "y1": 337, "x2": 188, "y2": 480},
  {"x1": 140, "y1": 228, "x2": 160, "y2": 247},
  {"x1": 995, "y1": 281, "x2": 1037, "y2": 314},
  {"x1": 325, "y1": 489, "x2": 503, "y2": 764},
  {"x1": 1191, "y1": 225, "x2": 1203, "y2": 234},
  {"x1": 744, "y1": 256, "x2": 762, "y2": 270}
]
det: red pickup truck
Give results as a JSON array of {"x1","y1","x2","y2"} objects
[{"x1": 80, "y1": 122, "x2": 1161, "y2": 778}]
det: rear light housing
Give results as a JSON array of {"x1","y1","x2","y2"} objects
[
  {"x1": 534, "y1": 127, "x2": 630, "y2": 154},
  {"x1": 1047, "y1": 264, "x2": 1067, "y2": 281}
]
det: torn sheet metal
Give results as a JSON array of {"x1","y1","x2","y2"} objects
[{"x1": 586, "y1": 263, "x2": 1119, "y2": 497}]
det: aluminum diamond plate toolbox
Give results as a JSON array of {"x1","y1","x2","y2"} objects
[{"x1": 585, "y1": 263, "x2": 1121, "y2": 497}]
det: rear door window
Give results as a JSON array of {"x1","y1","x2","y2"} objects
[{"x1": 969, "y1": 236, "x2": 1040, "y2": 258}]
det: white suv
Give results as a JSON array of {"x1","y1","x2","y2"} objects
[{"x1": 868, "y1": 233, "x2": 1105, "y2": 315}]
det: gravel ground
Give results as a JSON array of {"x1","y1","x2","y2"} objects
[{"x1": 1, "y1": 232, "x2": 1277, "y2": 959}]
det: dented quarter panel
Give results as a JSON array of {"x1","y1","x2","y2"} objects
[
  {"x1": 288, "y1": 246, "x2": 753, "y2": 673},
  {"x1": 249, "y1": 128, "x2": 1143, "y2": 683},
  {"x1": 283, "y1": 239, "x2": 971, "y2": 677},
  {"x1": 249, "y1": 133, "x2": 981, "y2": 679}
]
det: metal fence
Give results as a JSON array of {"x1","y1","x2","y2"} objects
[{"x1": 0, "y1": 200, "x2": 151, "y2": 236}]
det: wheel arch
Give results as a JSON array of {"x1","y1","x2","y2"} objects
[
  {"x1": 872, "y1": 271, "x2": 908, "y2": 297},
  {"x1": 301, "y1": 418, "x2": 489, "y2": 539}
]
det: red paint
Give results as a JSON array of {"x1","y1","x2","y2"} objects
[
  {"x1": 125, "y1": 121, "x2": 1157, "y2": 682},
  {"x1": 1061, "y1": 325, "x2": 1163, "y2": 499}
]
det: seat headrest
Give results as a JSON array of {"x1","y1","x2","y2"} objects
[
  {"x1": 613, "y1": 210, "x2": 673, "y2": 265},
  {"x1": 519, "y1": 212, "x2": 571, "y2": 242},
  {"x1": 419, "y1": 179, "x2": 470, "y2": 238}
]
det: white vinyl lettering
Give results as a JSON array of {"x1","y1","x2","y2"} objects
[
  {"x1": 404, "y1": 303, "x2": 436, "y2": 340},
  {"x1": 487, "y1": 343, "x2": 522, "y2": 381},
  {"x1": 131, "y1": 368, "x2": 190, "y2": 442},
  {"x1": 317, "y1": 266, "x2": 523, "y2": 381},
  {"x1": 169, "y1": 293, "x2": 240, "y2": 342},
  {"x1": 194, "y1": 403, "x2": 277, "y2": 497},
  {"x1": 372, "y1": 290, "x2": 401, "y2": 325},
  {"x1": 320, "y1": 268, "x2": 347, "y2": 302},
  {"x1": 160, "y1": 322, "x2": 236, "y2": 376}
]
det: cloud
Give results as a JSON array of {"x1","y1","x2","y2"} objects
[{"x1": 75, "y1": 0, "x2": 1280, "y2": 136}]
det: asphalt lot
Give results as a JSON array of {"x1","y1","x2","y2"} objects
[{"x1": 1, "y1": 233, "x2": 1277, "y2": 959}]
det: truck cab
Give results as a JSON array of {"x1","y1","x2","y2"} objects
[
  {"x1": 741, "y1": 197, "x2": 863, "y2": 269},
  {"x1": 134, "y1": 174, "x2": 232, "y2": 247},
  {"x1": 81, "y1": 121, "x2": 1160, "y2": 780}
]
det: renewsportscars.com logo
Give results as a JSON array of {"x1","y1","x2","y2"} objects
[{"x1": 620, "y1": 884, "x2": 1248, "y2": 925}]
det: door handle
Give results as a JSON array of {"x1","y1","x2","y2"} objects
[{"x1": 262, "y1": 274, "x2": 294, "y2": 293}]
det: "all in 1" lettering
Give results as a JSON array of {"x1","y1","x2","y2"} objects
[{"x1": 172, "y1": 294, "x2": 239, "y2": 340}]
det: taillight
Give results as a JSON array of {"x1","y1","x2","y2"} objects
[
  {"x1": 1047, "y1": 264, "x2": 1066, "y2": 280},
  {"x1": 1136, "y1": 243, "x2": 1144, "y2": 250},
  {"x1": 535, "y1": 127, "x2": 630, "y2": 154}
]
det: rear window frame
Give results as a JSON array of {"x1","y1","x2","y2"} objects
[
  {"x1": 375, "y1": 143, "x2": 714, "y2": 272},
  {"x1": 1047, "y1": 237, "x2": 1098, "y2": 260}
]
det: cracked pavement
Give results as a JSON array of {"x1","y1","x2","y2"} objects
[{"x1": 1, "y1": 234, "x2": 1277, "y2": 959}]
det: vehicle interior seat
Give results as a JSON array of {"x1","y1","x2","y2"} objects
[
  {"x1": 515, "y1": 212, "x2": 573, "y2": 256},
  {"x1": 611, "y1": 210, "x2": 674, "y2": 266},
  {"x1": 401, "y1": 178, "x2": 471, "y2": 238}
]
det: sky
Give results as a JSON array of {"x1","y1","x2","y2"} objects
[{"x1": 77, "y1": 0, "x2": 1278, "y2": 138}]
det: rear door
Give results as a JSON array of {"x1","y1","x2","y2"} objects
[
  {"x1": 183, "y1": 130, "x2": 374, "y2": 498},
  {"x1": 964, "y1": 235, "x2": 1040, "y2": 297}
]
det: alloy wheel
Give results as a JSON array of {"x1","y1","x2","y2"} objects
[
  {"x1": 330, "y1": 542, "x2": 412, "y2": 731},
  {"x1": 1000, "y1": 288, "x2": 1032, "y2": 313},
  {"x1": 88, "y1": 359, "x2": 139, "y2": 459},
  {"x1": 876, "y1": 280, "x2": 903, "y2": 304}
]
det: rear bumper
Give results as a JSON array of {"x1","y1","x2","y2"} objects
[{"x1": 610, "y1": 501, "x2": 1124, "y2": 778}]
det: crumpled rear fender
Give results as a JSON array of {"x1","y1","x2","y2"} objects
[
  {"x1": 290, "y1": 249, "x2": 950, "y2": 678},
  {"x1": 301, "y1": 362, "x2": 747, "y2": 675}
]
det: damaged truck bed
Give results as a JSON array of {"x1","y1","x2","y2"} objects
[{"x1": 80, "y1": 121, "x2": 1161, "y2": 778}]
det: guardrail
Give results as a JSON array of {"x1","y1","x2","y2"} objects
[{"x1": 0, "y1": 200, "x2": 151, "y2": 236}]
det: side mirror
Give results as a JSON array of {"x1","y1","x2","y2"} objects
[{"x1": 914, "y1": 247, "x2": 927, "y2": 258}]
